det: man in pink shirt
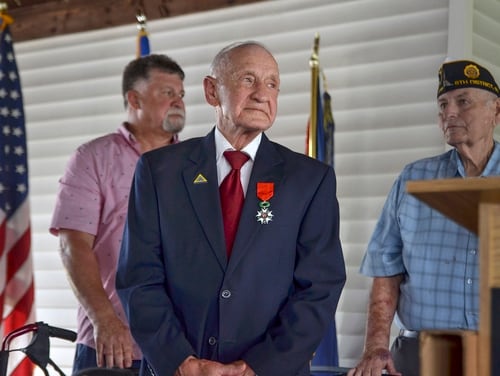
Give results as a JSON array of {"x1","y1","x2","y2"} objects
[{"x1": 50, "y1": 54, "x2": 186, "y2": 374}]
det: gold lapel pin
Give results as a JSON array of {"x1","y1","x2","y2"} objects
[{"x1": 193, "y1": 174, "x2": 208, "y2": 184}]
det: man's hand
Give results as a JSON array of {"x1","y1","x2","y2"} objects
[
  {"x1": 222, "y1": 360, "x2": 256, "y2": 376},
  {"x1": 94, "y1": 314, "x2": 134, "y2": 368},
  {"x1": 347, "y1": 347, "x2": 401, "y2": 376},
  {"x1": 175, "y1": 356, "x2": 256, "y2": 376}
]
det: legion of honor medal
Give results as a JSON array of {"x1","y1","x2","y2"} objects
[{"x1": 256, "y1": 182, "x2": 274, "y2": 224}]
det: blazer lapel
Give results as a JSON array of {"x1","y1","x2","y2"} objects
[
  {"x1": 183, "y1": 130, "x2": 227, "y2": 268},
  {"x1": 228, "y1": 134, "x2": 285, "y2": 270}
]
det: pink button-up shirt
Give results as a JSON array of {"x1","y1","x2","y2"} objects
[{"x1": 51, "y1": 123, "x2": 177, "y2": 358}]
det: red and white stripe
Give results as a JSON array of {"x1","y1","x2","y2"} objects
[{"x1": 0, "y1": 199, "x2": 35, "y2": 375}]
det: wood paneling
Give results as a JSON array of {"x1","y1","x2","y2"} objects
[
  {"x1": 407, "y1": 177, "x2": 500, "y2": 376},
  {"x1": 2, "y1": 0, "x2": 265, "y2": 42}
]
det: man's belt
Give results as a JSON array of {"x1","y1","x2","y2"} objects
[{"x1": 399, "y1": 329, "x2": 419, "y2": 338}]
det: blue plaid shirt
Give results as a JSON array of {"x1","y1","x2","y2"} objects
[{"x1": 360, "y1": 141, "x2": 500, "y2": 331}]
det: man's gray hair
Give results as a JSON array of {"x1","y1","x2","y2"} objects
[{"x1": 209, "y1": 41, "x2": 272, "y2": 77}]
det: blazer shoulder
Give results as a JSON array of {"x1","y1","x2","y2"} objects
[
  {"x1": 270, "y1": 140, "x2": 332, "y2": 172},
  {"x1": 143, "y1": 136, "x2": 204, "y2": 161}
]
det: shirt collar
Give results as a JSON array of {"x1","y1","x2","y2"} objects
[
  {"x1": 119, "y1": 122, "x2": 135, "y2": 141},
  {"x1": 120, "y1": 121, "x2": 180, "y2": 147},
  {"x1": 452, "y1": 140, "x2": 500, "y2": 177},
  {"x1": 481, "y1": 140, "x2": 500, "y2": 176},
  {"x1": 214, "y1": 126, "x2": 262, "y2": 162}
]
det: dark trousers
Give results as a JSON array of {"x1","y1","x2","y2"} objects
[
  {"x1": 73, "y1": 343, "x2": 141, "y2": 374},
  {"x1": 390, "y1": 335, "x2": 419, "y2": 376}
]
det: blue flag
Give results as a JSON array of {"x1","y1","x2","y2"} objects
[
  {"x1": 306, "y1": 76, "x2": 335, "y2": 168},
  {"x1": 311, "y1": 319, "x2": 340, "y2": 374},
  {"x1": 309, "y1": 76, "x2": 339, "y2": 375},
  {"x1": 314, "y1": 76, "x2": 325, "y2": 162},
  {"x1": 308, "y1": 77, "x2": 335, "y2": 167},
  {"x1": 322, "y1": 90, "x2": 335, "y2": 168}
]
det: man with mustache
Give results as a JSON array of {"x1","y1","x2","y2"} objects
[
  {"x1": 349, "y1": 60, "x2": 500, "y2": 376},
  {"x1": 50, "y1": 54, "x2": 186, "y2": 374}
]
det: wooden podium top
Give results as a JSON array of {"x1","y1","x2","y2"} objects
[{"x1": 406, "y1": 177, "x2": 500, "y2": 234}]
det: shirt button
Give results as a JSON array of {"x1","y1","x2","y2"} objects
[
  {"x1": 470, "y1": 249, "x2": 477, "y2": 255},
  {"x1": 208, "y1": 337, "x2": 217, "y2": 346},
  {"x1": 467, "y1": 278, "x2": 473, "y2": 285},
  {"x1": 221, "y1": 290, "x2": 231, "y2": 298}
]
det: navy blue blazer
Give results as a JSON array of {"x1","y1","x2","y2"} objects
[{"x1": 116, "y1": 129, "x2": 346, "y2": 376}]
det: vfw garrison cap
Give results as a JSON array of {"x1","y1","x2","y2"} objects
[{"x1": 437, "y1": 60, "x2": 500, "y2": 97}]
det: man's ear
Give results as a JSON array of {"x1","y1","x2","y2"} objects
[
  {"x1": 126, "y1": 90, "x2": 140, "y2": 110},
  {"x1": 495, "y1": 97, "x2": 500, "y2": 126},
  {"x1": 203, "y1": 76, "x2": 219, "y2": 106}
]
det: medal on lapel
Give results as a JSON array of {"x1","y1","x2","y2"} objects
[{"x1": 256, "y1": 182, "x2": 274, "y2": 224}]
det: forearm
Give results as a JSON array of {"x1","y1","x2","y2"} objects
[
  {"x1": 59, "y1": 229, "x2": 116, "y2": 325},
  {"x1": 364, "y1": 275, "x2": 403, "y2": 351},
  {"x1": 59, "y1": 229, "x2": 137, "y2": 367}
]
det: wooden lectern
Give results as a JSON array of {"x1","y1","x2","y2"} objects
[{"x1": 406, "y1": 177, "x2": 500, "y2": 376}]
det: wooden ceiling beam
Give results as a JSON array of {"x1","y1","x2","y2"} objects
[{"x1": 4, "y1": 0, "x2": 265, "y2": 42}]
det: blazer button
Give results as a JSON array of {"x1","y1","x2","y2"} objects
[
  {"x1": 208, "y1": 336, "x2": 217, "y2": 346},
  {"x1": 221, "y1": 290, "x2": 231, "y2": 298}
]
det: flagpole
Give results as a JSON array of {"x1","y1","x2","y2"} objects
[{"x1": 308, "y1": 33, "x2": 320, "y2": 158}]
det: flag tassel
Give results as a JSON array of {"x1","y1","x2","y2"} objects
[{"x1": 136, "y1": 10, "x2": 150, "y2": 58}]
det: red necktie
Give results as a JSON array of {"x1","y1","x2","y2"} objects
[{"x1": 220, "y1": 150, "x2": 250, "y2": 258}]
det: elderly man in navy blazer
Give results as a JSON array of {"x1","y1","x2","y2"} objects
[{"x1": 116, "y1": 41, "x2": 346, "y2": 376}]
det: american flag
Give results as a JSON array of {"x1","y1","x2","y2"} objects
[{"x1": 0, "y1": 13, "x2": 35, "y2": 376}]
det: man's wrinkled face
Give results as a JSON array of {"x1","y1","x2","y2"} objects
[
  {"x1": 211, "y1": 45, "x2": 280, "y2": 134},
  {"x1": 437, "y1": 88, "x2": 499, "y2": 147}
]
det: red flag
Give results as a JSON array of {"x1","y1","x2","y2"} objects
[{"x1": 0, "y1": 11, "x2": 35, "y2": 376}]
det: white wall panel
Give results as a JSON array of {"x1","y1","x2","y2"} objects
[
  {"x1": 12, "y1": 0, "x2": 487, "y2": 373},
  {"x1": 471, "y1": 0, "x2": 500, "y2": 138},
  {"x1": 472, "y1": 0, "x2": 500, "y2": 81}
]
